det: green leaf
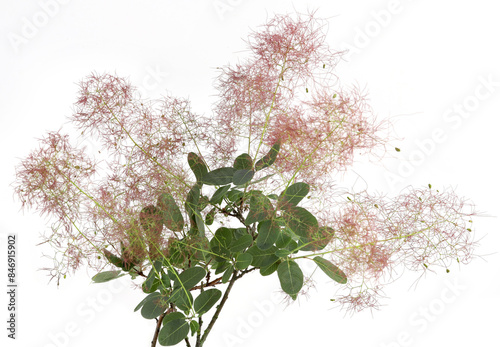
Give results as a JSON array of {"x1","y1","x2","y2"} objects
[
  {"x1": 235, "y1": 253, "x2": 253, "y2": 270},
  {"x1": 229, "y1": 234, "x2": 253, "y2": 253},
  {"x1": 227, "y1": 189, "x2": 244, "y2": 202},
  {"x1": 244, "y1": 192, "x2": 274, "y2": 225},
  {"x1": 210, "y1": 227, "x2": 233, "y2": 262},
  {"x1": 142, "y1": 260, "x2": 163, "y2": 293},
  {"x1": 285, "y1": 240, "x2": 299, "y2": 253},
  {"x1": 313, "y1": 257, "x2": 348, "y2": 284},
  {"x1": 233, "y1": 153, "x2": 253, "y2": 170},
  {"x1": 205, "y1": 207, "x2": 216, "y2": 225},
  {"x1": 168, "y1": 287, "x2": 194, "y2": 312},
  {"x1": 232, "y1": 228, "x2": 248, "y2": 239},
  {"x1": 141, "y1": 292, "x2": 168, "y2": 319},
  {"x1": 255, "y1": 140, "x2": 281, "y2": 171},
  {"x1": 167, "y1": 241, "x2": 189, "y2": 268},
  {"x1": 188, "y1": 152, "x2": 208, "y2": 182},
  {"x1": 233, "y1": 169, "x2": 255, "y2": 185},
  {"x1": 185, "y1": 183, "x2": 202, "y2": 235},
  {"x1": 198, "y1": 195, "x2": 209, "y2": 211},
  {"x1": 158, "y1": 319, "x2": 189, "y2": 346},
  {"x1": 143, "y1": 271, "x2": 159, "y2": 294},
  {"x1": 275, "y1": 229, "x2": 292, "y2": 249},
  {"x1": 214, "y1": 260, "x2": 231, "y2": 275},
  {"x1": 190, "y1": 234, "x2": 211, "y2": 263},
  {"x1": 279, "y1": 182, "x2": 309, "y2": 206},
  {"x1": 259, "y1": 261, "x2": 280, "y2": 276},
  {"x1": 281, "y1": 205, "x2": 318, "y2": 240},
  {"x1": 195, "y1": 212, "x2": 205, "y2": 235},
  {"x1": 160, "y1": 271, "x2": 171, "y2": 289},
  {"x1": 297, "y1": 226, "x2": 334, "y2": 251},
  {"x1": 134, "y1": 292, "x2": 155, "y2": 312},
  {"x1": 162, "y1": 312, "x2": 185, "y2": 325},
  {"x1": 202, "y1": 167, "x2": 235, "y2": 186},
  {"x1": 157, "y1": 193, "x2": 184, "y2": 232},
  {"x1": 172, "y1": 267, "x2": 207, "y2": 290},
  {"x1": 221, "y1": 266, "x2": 233, "y2": 283},
  {"x1": 210, "y1": 185, "x2": 231, "y2": 205},
  {"x1": 256, "y1": 220, "x2": 280, "y2": 250},
  {"x1": 140, "y1": 205, "x2": 163, "y2": 236},
  {"x1": 246, "y1": 245, "x2": 279, "y2": 268},
  {"x1": 190, "y1": 320, "x2": 200, "y2": 336},
  {"x1": 102, "y1": 249, "x2": 125, "y2": 269},
  {"x1": 277, "y1": 260, "x2": 303, "y2": 296},
  {"x1": 275, "y1": 249, "x2": 291, "y2": 258},
  {"x1": 185, "y1": 183, "x2": 201, "y2": 215},
  {"x1": 267, "y1": 194, "x2": 279, "y2": 200},
  {"x1": 194, "y1": 289, "x2": 223, "y2": 314},
  {"x1": 91, "y1": 270, "x2": 123, "y2": 283},
  {"x1": 212, "y1": 227, "x2": 234, "y2": 247}
]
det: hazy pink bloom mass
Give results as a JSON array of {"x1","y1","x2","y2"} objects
[{"x1": 13, "y1": 13, "x2": 477, "y2": 313}]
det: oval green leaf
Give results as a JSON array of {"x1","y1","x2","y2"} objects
[
  {"x1": 229, "y1": 234, "x2": 253, "y2": 253},
  {"x1": 233, "y1": 153, "x2": 253, "y2": 170},
  {"x1": 279, "y1": 182, "x2": 309, "y2": 206},
  {"x1": 235, "y1": 253, "x2": 253, "y2": 270},
  {"x1": 275, "y1": 249, "x2": 291, "y2": 258},
  {"x1": 158, "y1": 319, "x2": 189, "y2": 346},
  {"x1": 244, "y1": 192, "x2": 274, "y2": 225},
  {"x1": 221, "y1": 266, "x2": 233, "y2": 283},
  {"x1": 277, "y1": 260, "x2": 303, "y2": 296},
  {"x1": 256, "y1": 220, "x2": 280, "y2": 250},
  {"x1": 281, "y1": 205, "x2": 318, "y2": 240},
  {"x1": 102, "y1": 249, "x2": 125, "y2": 269},
  {"x1": 233, "y1": 169, "x2": 255, "y2": 185},
  {"x1": 259, "y1": 260, "x2": 280, "y2": 276},
  {"x1": 141, "y1": 292, "x2": 168, "y2": 319},
  {"x1": 157, "y1": 193, "x2": 184, "y2": 232},
  {"x1": 91, "y1": 270, "x2": 123, "y2": 283},
  {"x1": 172, "y1": 267, "x2": 207, "y2": 290},
  {"x1": 255, "y1": 140, "x2": 281, "y2": 171},
  {"x1": 210, "y1": 185, "x2": 231, "y2": 205},
  {"x1": 168, "y1": 287, "x2": 194, "y2": 312},
  {"x1": 313, "y1": 256, "x2": 348, "y2": 284},
  {"x1": 134, "y1": 291, "x2": 161, "y2": 312},
  {"x1": 246, "y1": 245, "x2": 279, "y2": 268},
  {"x1": 202, "y1": 167, "x2": 235, "y2": 186},
  {"x1": 162, "y1": 312, "x2": 185, "y2": 326},
  {"x1": 190, "y1": 320, "x2": 200, "y2": 336},
  {"x1": 194, "y1": 288, "x2": 223, "y2": 315},
  {"x1": 188, "y1": 152, "x2": 208, "y2": 182}
]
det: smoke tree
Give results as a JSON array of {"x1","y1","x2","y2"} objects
[{"x1": 13, "y1": 13, "x2": 477, "y2": 347}]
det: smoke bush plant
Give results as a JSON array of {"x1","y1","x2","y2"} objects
[{"x1": 14, "y1": 13, "x2": 477, "y2": 346}]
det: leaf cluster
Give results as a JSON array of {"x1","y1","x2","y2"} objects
[{"x1": 92, "y1": 143, "x2": 348, "y2": 346}]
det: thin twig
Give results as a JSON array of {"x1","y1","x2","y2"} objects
[
  {"x1": 190, "y1": 276, "x2": 222, "y2": 291},
  {"x1": 196, "y1": 316, "x2": 203, "y2": 347},
  {"x1": 151, "y1": 311, "x2": 167, "y2": 347},
  {"x1": 199, "y1": 270, "x2": 238, "y2": 346}
]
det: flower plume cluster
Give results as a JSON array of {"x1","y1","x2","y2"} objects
[
  {"x1": 211, "y1": 13, "x2": 384, "y2": 186},
  {"x1": 329, "y1": 187, "x2": 476, "y2": 312},
  {"x1": 13, "y1": 13, "x2": 477, "y2": 317}
]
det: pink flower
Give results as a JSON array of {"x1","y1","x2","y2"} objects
[{"x1": 325, "y1": 187, "x2": 476, "y2": 312}]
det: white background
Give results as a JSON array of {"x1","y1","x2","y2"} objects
[{"x1": 1, "y1": 0, "x2": 499, "y2": 346}]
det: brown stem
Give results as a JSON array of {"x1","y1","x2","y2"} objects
[
  {"x1": 190, "y1": 276, "x2": 222, "y2": 291},
  {"x1": 196, "y1": 316, "x2": 202, "y2": 346},
  {"x1": 185, "y1": 337, "x2": 192, "y2": 347},
  {"x1": 199, "y1": 270, "x2": 238, "y2": 346},
  {"x1": 151, "y1": 311, "x2": 167, "y2": 347},
  {"x1": 236, "y1": 267, "x2": 257, "y2": 279}
]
